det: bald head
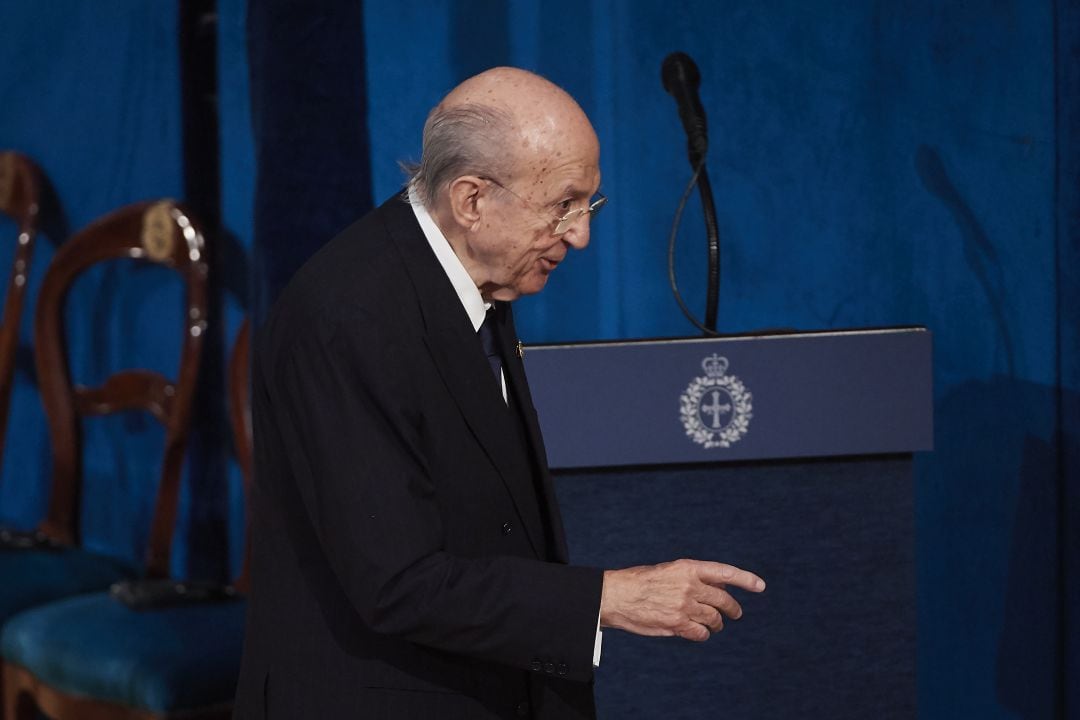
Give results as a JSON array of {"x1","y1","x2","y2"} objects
[
  {"x1": 408, "y1": 67, "x2": 598, "y2": 206},
  {"x1": 441, "y1": 67, "x2": 595, "y2": 155}
]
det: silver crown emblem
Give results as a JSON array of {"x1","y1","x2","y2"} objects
[
  {"x1": 702, "y1": 353, "x2": 728, "y2": 377},
  {"x1": 679, "y1": 354, "x2": 753, "y2": 449}
]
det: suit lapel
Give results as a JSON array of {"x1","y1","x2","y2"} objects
[
  {"x1": 420, "y1": 327, "x2": 548, "y2": 560},
  {"x1": 382, "y1": 197, "x2": 547, "y2": 558},
  {"x1": 496, "y1": 304, "x2": 570, "y2": 564}
]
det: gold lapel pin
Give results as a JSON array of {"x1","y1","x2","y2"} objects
[{"x1": 516, "y1": 341, "x2": 525, "y2": 359}]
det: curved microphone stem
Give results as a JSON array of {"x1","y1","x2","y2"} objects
[
  {"x1": 662, "y1": 50, "x2": 721, "y2": 334},
  {"x1": 695, "y1": 166, "x2": 720, "y2": 333}
]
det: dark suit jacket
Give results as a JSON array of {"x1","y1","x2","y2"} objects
[{"x1": 234, "y1": 195, "x2": 604, "y2": 719}]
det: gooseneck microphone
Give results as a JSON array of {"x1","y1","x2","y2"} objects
[
  {"x1": 661, "y1": 51, "x2": 721, "y2": 334},
  {"x1": 661, "y1": 52, "x2": 708, "y2": 168}
]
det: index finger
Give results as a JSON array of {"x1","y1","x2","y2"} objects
[{"x1": 695, "y1": 561, "x2": 766, "y2": 592}]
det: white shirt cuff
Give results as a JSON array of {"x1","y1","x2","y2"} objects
[{"x1": 592, "y1": 612, "x2": 603, "y2": 667}]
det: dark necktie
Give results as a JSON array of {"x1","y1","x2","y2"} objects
[
  {"x1": 481, "y1": 307, "x2": 552, "y2": 555},
  {"x1": 477, "y1": 307, "x2": 503, "y2": 392}
]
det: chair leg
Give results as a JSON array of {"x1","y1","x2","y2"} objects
[
  {"x1": 2, "y1": 663, "x2": 41, "y2": 720},
  {"x1": 3, "y1": 660, "x2": 232, "y2": 720}
]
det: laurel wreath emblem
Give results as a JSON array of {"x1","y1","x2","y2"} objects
[{"x1": 679, "y1": 372, "x2": 753, "y2": 449}]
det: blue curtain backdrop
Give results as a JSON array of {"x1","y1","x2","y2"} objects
[
  {"x1": 1, "y1": 1, "x2": 1077, "y2": 718},
  {"x1": 0, "y1": 3, "x2": 197, "y2": 573}
]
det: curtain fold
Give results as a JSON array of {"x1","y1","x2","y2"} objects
[
  {"x1": 247, "y1": 0, "x2": 373, "y2": 327},
  {"x1": 1054, "y1": 1, "x2": 1080, "y2": 716}
]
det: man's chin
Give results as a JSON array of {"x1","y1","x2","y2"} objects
[
  {"x1": 518, "y1": 273, "x2": 552, "y2": 298},
  {"x1": 490, "y1": 274, "x2": 549, "y2": 301}
]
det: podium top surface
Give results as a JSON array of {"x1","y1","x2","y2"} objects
[{"x1": 523, "y1": 327, "x2": 933, "y2": 469}]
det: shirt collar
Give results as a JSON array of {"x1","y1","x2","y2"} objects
[{"x1": 409, "y1": 189, "x2": 490, "y2": 332}]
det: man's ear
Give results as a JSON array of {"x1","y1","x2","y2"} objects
[{"x1": 446, "y1": 176, "x2": 486, "y2": 231}]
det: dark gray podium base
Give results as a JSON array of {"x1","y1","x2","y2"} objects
[{"x1": 555, "y1": 456, "x2": 915, "y2": 720}]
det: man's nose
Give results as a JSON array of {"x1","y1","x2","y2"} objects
[{"x1": 562, "y1": 219, "x2": 590, "y2": 250}]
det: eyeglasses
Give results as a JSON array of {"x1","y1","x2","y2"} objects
[{"x1": 481, "y1": 177, "x2": 607, "y2": 236}]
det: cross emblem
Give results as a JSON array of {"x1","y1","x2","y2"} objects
[{"x1": 701, "y1": 390, "x2": 732, "y2": 429}]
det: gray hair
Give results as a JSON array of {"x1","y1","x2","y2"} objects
[{"x1": 404, "y1": 103, "x2": 516, "y2": 207}]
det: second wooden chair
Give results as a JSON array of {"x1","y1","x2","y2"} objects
[{"x1": 0, "y1": 199, "x2": 212, "y2": 718}]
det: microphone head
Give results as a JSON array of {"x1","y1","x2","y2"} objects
[{"x1": 661, "y1": 52, "x2": 701, "y2": 94}]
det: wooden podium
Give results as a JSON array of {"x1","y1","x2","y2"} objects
[{"x1": 524, "y1": 328, "x2": 932, "y2": 720}]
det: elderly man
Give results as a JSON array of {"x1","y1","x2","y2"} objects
[{"x1": 235, "y1": 67, "x2": 764, "y2": 720}]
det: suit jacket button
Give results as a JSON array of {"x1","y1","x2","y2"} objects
[
  {"x1": 557, "y1": 663, "x2": 568, "y2": 676},
  {"x1": 516, "y1": 700, "x2": 530, "y2": 716},
  {"x1": 531, "y1": 660, "x2": 542, "y2": 672},
  {"x1": 501, "y1": 522, "x2": 513, "y2": 535},
  {"x1": 544, "y1": 662, "x2": 555, "y2": 674}
]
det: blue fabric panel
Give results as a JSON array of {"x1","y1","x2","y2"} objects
[
  {"x1": 247, "y1": 0, "x2": 373, "y2": 326},
  {"x1": 1, "y1": 593, "x2": 247, "y2": 713},
  {"x1": 0, "y1": 548, "x2": 135, "y2": 622},
  {"x1": 1055, "y1": 2, "x2": 1080, "y2": 716},
  {"x1": 555, "y1": 457, "x2": 916, "y2": 719}
]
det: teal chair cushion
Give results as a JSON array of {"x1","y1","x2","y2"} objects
[
  {"x1": 0, "y1": 547, "x2": 136, "y2": 622},
  {"x1": 1, "y1": 593, "x2": 247, "y2": 713}
]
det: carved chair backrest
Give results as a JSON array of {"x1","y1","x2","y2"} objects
[
  {"x1": 34, "y1": 200, "x2": 209, "y2": 578},
  {"x1": 0, "y1": 152, "x2": 43, "y2": 467},
  {"x1": 227, "y1": 319, "x2": 252, "y2": 591}
]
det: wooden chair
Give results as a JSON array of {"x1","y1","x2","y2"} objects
[
  {"x1": 1, "y1": 318, "x2": 254, "y2": 720},
  {"x1": 0, "y1": 200, "x2": 220, "y2": 719},
  {"x1": 0, "y1": 152, "x2": 43, "y2": 471}
]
